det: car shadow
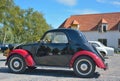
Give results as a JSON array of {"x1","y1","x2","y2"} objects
[{"x1": 0, "y1": 67, "x2": 100, "y2": 78}]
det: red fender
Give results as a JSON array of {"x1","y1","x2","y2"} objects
[
  {"x1": 7, "y1": 49, "x2": 35, "y2": 67},
  {"x1": 70, "y1": 50, "x2": 106, "y2": 69}
]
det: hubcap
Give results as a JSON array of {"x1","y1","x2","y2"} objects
[
  {"x1": 9, "y1": 56, "x2": 24, "y2": 72},
  {"x1": 13, "y1": 61, "x2": 20, "y2": 68},
  {"x1": 76, "y1": 59, "x2": 92, "y2": 75},
  {"x1": 80, "y1": 63, "x2": 88, "y2": 71}
]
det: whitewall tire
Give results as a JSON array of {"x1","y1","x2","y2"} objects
[
  {"x1": 73, "y1": 56, "x2": 96, "y2": 78},
  {"x1": 8, "y1": 55, "x2": 26, "y2": 73}
]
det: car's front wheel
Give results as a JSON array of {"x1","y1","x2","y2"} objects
[
  {"x1": 73, "y1": 56, "x2": 96, "y2": 78},
  {"x1": 8, "y1": 55, "x2": 26, "y2": 73}
]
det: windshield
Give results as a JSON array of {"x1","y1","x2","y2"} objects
[{"x1": 99, "y1": 42, "x2": 106, "y2": 47}]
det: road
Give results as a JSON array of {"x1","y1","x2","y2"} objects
[{"x1": 0, "y1": 53, "x2": 120, "y2": 81}]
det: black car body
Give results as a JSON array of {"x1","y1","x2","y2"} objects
[{"x1": 6, "y1": 29, "x2": 107, "y2": 78}]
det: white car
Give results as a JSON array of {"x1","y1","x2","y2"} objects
[{"x1": 89, "y1": 41, "x2": 114, "y2": 56}]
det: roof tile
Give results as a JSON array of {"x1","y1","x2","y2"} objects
[{"x1": 59, "y1": 12, "x2": 120, "y2": 31}]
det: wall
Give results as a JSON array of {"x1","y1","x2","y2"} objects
[{"x1": 83, "y1": 31, "x2": 120, "y2": 48}]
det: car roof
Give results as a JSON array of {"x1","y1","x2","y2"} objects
[
  {"x1": 46, "y1": 28, "x2": 81, "y2": 33},
  {"x1": 41, "y1": 28, "x2": 86, "y2": 43}
]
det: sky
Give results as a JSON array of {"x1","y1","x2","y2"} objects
[{"x1": 14, "y1": 0, "x2": 120, "y2": 28}]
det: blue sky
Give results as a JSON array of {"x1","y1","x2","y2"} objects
[{"x1": 14, "y1": 0, "x2": 120, "y2": 28}]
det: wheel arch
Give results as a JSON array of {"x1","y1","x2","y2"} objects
[
  {"x1": 6, "y1": 49, "x2": 35, "y2": 67},
  {"x1": 73, "y1": 55, "x2": 95, "y2": 66},
  {"x1": 69, "y1": 50, "x2": 106, "y2": 69}
]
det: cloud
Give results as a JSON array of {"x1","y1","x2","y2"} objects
[
  {"x1": 56, "y1": 0, "x2": 77, "y2": 6},
  {"x1": 96, "y1": 0, "x2": 120, "y2": 6},
  {"x1": 111, "y1": 1, "x2": 120, "y2": 6},
  {"x1": 67, "y1": 9, "x2": 100, "y2": 15},
  {"x1": 96, "y1": 0, "x2": 106, "y2": 3}
]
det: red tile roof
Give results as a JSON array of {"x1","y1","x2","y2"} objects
[{"x1": 59, "y1": 12, "x2": 120, "y2": 31}]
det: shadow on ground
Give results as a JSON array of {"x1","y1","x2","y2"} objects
[
  {"x1": 0, "y1": 67, "x2": 100, "y2": 78},
  {"x1": 0, "y1": 59, "x2": 6, "y2": 61}
]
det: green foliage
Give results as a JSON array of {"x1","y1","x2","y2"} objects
[{"x1": 0, "y1": 0, "x2": 51, "y2": 44}]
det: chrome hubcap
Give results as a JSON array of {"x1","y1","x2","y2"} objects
[
  {"x1": 13, "y1": 61, "x2": 20, "y2": 68},
  {"x1": 80, "y1": 63, "x2": 88, "y2": 71}
]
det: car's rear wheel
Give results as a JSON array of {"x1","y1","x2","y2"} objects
[
  {"x1": 73, "y1": 56, "x2": 96, "y2": 78},
  {"x1": 8, "y1": 55, "x2": 26, "y2": 73}
]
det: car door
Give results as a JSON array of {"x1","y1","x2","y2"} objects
[{"x1": 36, "y1": 31, "x2": 71, "y2": 67}]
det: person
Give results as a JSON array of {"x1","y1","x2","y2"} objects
[{"x1": 1, "y1": 44, "x2": 14, "y2": 57}]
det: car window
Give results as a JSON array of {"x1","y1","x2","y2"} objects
[
  {"x1": 52, "y1": 32, "x2": 68, "y2": 43},
  {"x1": 91, "y1": 43, "x2": 100, "y2": 47},
  {"x1": 43, "y1": 32, "x2": 53, "y2": 43},
  {"x1": 43, "y1": 32, "x2": 68, "y2": 44}
]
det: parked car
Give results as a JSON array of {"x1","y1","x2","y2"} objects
[
  {"x1": 89, "y1": 41, "x2": 114, "y2": 56},
  {"x1": 5, "y1": 29, "x2": 107, "y2": 78}
]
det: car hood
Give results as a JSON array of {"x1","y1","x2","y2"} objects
[{"x1": 104, "y1": 47, "x2": 114, "y2": 51}]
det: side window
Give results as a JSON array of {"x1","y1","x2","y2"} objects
[
  {"x1": 43, "y1": 32, "x2": 68, "y2": 44},
  {"x1": 43, "y1": 32, "x2": 53, "y2": 43},
  {"x1": 52, "y1": 32, "x2": 68, "y2": 43}
]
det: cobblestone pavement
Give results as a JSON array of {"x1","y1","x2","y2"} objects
[{"x1": 0, "y1": 53, "x2": 120, "y2": 81}]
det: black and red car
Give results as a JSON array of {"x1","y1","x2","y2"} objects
[{"x1": 5, "y1": 29, "x2": 107, "y2": 77}]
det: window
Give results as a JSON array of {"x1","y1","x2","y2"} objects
[
  {"x1": 91, "y1": 43, "x2": 100, "y2": 47},
  {"x1": 43, "y1": 32, "x2": 53, "y2": 43},
  {"x1": 52, "y1": 32, "x2": 68, "y2": 43},
  {"x1": 98, "y1": 24, "x2": 108, "y2": 32},
  {"x1": 98, "y1": 39, "x2": 107, "y2": 46},
  {"x1": 118, "y1": 39, "x2": 120, "y2": 48},
  {"x1": 43, "y1": 32, "x2": 68, "y2": 44},
  {"x1": 103, "y1": 25, "x2": 107, "y2": 32},
  {"x1": 102, "y1": 24, "x2": 108, "y2": 32}
]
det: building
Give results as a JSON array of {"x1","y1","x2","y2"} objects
[{"x1": 59, "y1": 12, "x2": 120, "y2": 48}]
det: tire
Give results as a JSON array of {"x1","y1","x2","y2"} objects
[
  {"x1": 73, "y1": 56, "x2": 96, "y2": 78},
  {"x1": 8, "y1": 54, "x2": 26, "y2": 73}
]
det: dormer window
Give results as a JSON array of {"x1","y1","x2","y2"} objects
[
  {"x1": 98, "y1": 18, "x2": 108, "y2": 32},
  {"x1": 70, "y1": 20, "x2": 80, "y2": 30},
  {"x1": 102, "y1": 23, "x2": 108, "y2": 32}
]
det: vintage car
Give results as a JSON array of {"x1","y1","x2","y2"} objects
[
  {"x1": 89, "y1": 41, "x2": 114, "y2": 56},
  {"x1": 5, "y1": 29, "x2": 107, "y2": 78}
]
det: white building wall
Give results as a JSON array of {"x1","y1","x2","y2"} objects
[{"x1": 83, "y1": 31, "x2": 120, "y2": 48}]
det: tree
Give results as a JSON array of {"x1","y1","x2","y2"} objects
[
  {"x1": 22, "y1": 8, "x2": 50, "y2": 43},
  {"x1": 0, "y1": 0, "x2": 51, "y2": 44},
  {"x1": 0, "y1": 0, "x2": 14, "y2": 44}
]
